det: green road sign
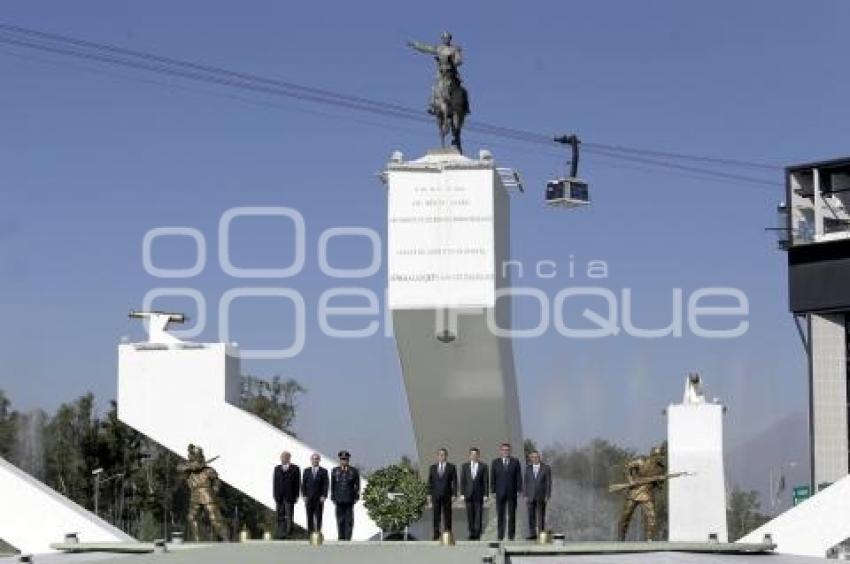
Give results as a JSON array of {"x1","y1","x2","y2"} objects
[{"x1": 792, "y1": 485, "x2": 811, "y2": 505}]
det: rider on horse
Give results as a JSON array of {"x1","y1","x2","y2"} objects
[{"x1": 408, "y1": 32, "x2": 471, "y2": 153}]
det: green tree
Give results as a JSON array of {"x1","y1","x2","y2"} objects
[
  {"x1": 543, "y1": 439, "x2": 640, "y2": 540},
  {"x1": 138, "y1": 440, "x2": 187, "y2": 541},
  {"x1": 241, "y1": 375, "x2": 305, "y2": 432},
  {"x1": 545, "y1": 439, "x2": 634, "y2": 491},
  {"x1": 44, "y1": 393, "x2": 98, "y2": 505},
  {"x1": 13, "y1": 409, "x2": 47, "y2": 480},
  {"x1": 0, "y1": 390, "x2": 17, "y2": 459},
  {"x1": 524, "y1": 438, "x2": 538, "y2": 461},
  {"x1": 398, "y1": 454, "x2": 417, "y2": 473},
  {"x1": 727, "y1": 487, "x2": 770, "y2": 541},
  {"x1": 38, "y1": 394, "x2": 182, "y2": 540},
  {"x1": 94, "y1": 401, "x2": 154, "y2": 533}
]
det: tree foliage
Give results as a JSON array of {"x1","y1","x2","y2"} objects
[
  {"x1": 241, "y1": 375, "x2": 305, "y2": 432},
  {"x1": 0, "y1": 391, "x2": 17, "y2": 459},
  {"x1": 727, "y1": 487, "x2": 770, "y2": 541},
  {"x1": 540, "y1": 439, "x2": 634, "y2": 540},
  {"x1": 524, "y1": 438, "x2": 538, "y2": 460},
  {"x1": 539, "y1": 439, "x2": 672, "y2": 540}
]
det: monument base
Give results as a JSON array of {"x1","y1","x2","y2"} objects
[
  {"x1": 406, "y1": 501, "x2": 530, "y2": 542},
  {"x1": 384, "y1": 147, "x2": 523, "y2": 479},
  {"x1": 667, "y1": 399, "x2": 728, "y2": 542},
  {"x1": 41, "y1": 539, "x2": 780, "y2": 564}
]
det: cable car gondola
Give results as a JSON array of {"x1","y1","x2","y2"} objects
[{"x1": 546, "y1": 134, "x2": 590, "y2": 208}]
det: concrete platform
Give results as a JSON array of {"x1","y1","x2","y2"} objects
[
  {"x1": 0, "y1": 540, "x2": 821, "y2": 564},
  {"x1": 503, "y1": 541, "x2": 774, "y2": 555}
]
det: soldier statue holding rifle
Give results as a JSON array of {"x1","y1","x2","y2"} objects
[
  {"x1": 610, "y1": 444, "x2": 687, "y2": 541},
  {"x1": 179, "y1": 444, "x2": 229, "y2": 541}
]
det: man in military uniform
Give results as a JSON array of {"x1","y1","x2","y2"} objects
[
  {"x1": 179, "y1": 444, "x2": 229, "y2": 541},
  {"x1": 331, "y1": 450, "x2": 360, "y2": 541},
  {"x1": 616, "y1": 445, "x2": 667, "y2": 541}
]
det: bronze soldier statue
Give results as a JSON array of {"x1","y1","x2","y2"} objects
[
  {"x1": 179, "y1": 444, "x2": 229, "y2": 541},
  {"x1": 610, "y1": 445, "x2": 680, "y2": 541},
  {"x1": 407, "y1": 32, "x2": 471, "y2": 154}
]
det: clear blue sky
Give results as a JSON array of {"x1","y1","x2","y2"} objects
[{"x1": 1, "y1": 0, "x2": 847, "y2": 469}]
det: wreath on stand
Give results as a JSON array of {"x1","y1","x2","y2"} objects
[{"x1": 363, "y1": 464, "x2": 428, "y2": 537}]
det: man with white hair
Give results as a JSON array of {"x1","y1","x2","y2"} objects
[{"x1": 273, "y1": 451, "x2": 300, "y2": 539}]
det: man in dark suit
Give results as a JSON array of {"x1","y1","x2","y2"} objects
[
  {"x1": 272, "y1": 450, "x2": 300, "y2": 539},
  {"x1": 460, "y1": 446, "x2": 489, "y2": 540},
  {"x1": 524, "y1": 450, "x2": 552, "y2": 539},
  {"x1": 301, "y1": 452, "x2": 329, "y2": 535},
  {"x1": 427, "y1": 447, "x2": 458, "y2": 540},
  {"x1": 491, "y1": 442, "x2": 522, "y2": 541},
  {"x1": 331, "y1": 450, "x2": 360, "y2": 540}
]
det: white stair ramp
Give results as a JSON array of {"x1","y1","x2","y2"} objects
[
  {"x1": 739, "y1": 474, "x2": 850, "y2": 557},
  {"x1": 117, "y1": 315, "x2": 379, "y2": 540},
  {"x1": 0, "y1": 456, "x2": 134, "y2": 554}
]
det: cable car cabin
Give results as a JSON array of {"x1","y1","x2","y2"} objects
[{"x1": 546, "y1": 177, "x2": 590, "y2": 208}]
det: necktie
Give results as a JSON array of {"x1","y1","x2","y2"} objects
[
  {"x1": 534, "y1": 466, "x2": 539, "y2": 479},
  {"x1": 313, "y1": 467, "x2": 318, "y2": 478},
  {"x1": 439, "y1": 463, "x2": 444, "y2": 476},
  {"x1": 503, "y1": 458, "x2": 508, "y2": 467},
  {"x1": 471, "y1": 463, "x2": 477, "y2": 478}
]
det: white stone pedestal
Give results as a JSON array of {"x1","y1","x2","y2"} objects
[
  {"x1": 667, "y1": 393, "x2": 728, "y2": 542},
  {"x1": 384, "y1": 148, "x2": 523, "y2": 473}
]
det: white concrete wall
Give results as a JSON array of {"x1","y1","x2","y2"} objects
[
  {"x1": 667, "y1": 402, "x2": 728, "y2": 542},
  {"x1": 392, "y1": 308, "x2": 523, "y2": 466},
  {"x1": 810, "y1": 313, "x2": 849, "y2": 487},
  {"x1": 0, "y1": 456, "x2": 133, "y2": 554},
  {"x1": 118, "y1": 343, "x2": 379, "y2": 540},
  {"x1": 739, "y1": 474, "x2": 850, "y2": 557}
]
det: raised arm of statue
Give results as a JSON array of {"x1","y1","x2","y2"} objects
[{"x1": 407, "y1": 40, "x2": 437, "y2": 55}]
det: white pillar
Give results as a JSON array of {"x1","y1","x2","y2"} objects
[
  {"x1": 667, "y1": 377, "x2": 728, "y2": 542},
  {"x1": 809, "y1": 313, "x2": 849, "y2": 487},
  {"x1": 385, "y1": 149, "x2": 523, "y2": 467}
]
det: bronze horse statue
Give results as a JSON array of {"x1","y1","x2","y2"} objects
[{"x1": 408, "y1": 32, "x2": 471, "y2": 154}]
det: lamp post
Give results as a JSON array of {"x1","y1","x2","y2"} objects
[
  {"x1": 769, "y1": 460, "x2": 798, "y2": 515},
  {"x1": 92, "y1": 468, "x2": 104, "y2": 516},
  {"x1": 92, "y1": 468, "x2": 124, "y2": 519}
]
